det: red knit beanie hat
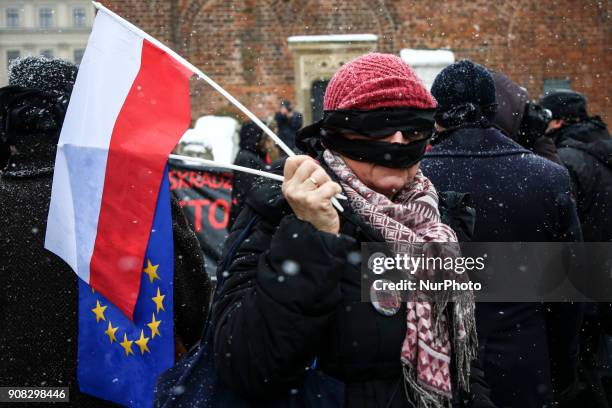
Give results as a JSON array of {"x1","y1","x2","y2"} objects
[{"x1": 323, "y1": 53, "x2": 436, "y2": 111}]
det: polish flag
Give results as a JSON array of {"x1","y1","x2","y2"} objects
[{"x1": 45, "y1": 6, "x2": 192, "y2": 319}]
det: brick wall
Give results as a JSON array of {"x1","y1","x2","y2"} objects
[{"x1": 102, "y1": 0, "x2": 611, "y2": 125}]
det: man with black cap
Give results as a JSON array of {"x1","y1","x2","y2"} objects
[
  {"x1": 542, "y1": 90, "x2": 612, "y2": 408},
  {"x1": 421, "y1": 60, "x2": 583, "y2": 408},
  {"x1": 541, "y1": 90, "x2": 612, "y2": 243},
  {"x1": 274, "y1": 99, "x2": 303, "y2": 151}
]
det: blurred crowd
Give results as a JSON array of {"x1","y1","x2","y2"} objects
[{"x1": 1, "y1": 53, "x2": 611, "y2": 408}]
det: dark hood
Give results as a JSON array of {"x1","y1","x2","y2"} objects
[
  {"x1": 0, "y1": 85, "x2": 69, "y2": 175},
  {"x1": 238, "y1": 121, "x2": 266, "y2": 158},
  {"x1": 0, "y1": 85, "x2": 68, "y2": 142},
  {"x1": 552, "y1": 118, "x2": 612, "y2": 168},
  {"x1": 490, "y1": 70, "x2": 528, "y2": 140}
]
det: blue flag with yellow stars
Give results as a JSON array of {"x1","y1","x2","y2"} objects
[{"x1": 77, "y1": 167, "x2": 174, "y2": 407}]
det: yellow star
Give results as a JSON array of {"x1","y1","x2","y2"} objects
[
  {"x1": 143, "y1": 259, "x2": 160, "y2": 283},
  {"x1": 152, "y1": 287, "x2": 165, "y2": 313},
  {"x1": 104, "y1": 321, "x2": 118, "y2": 343},
  {"x1": 91, "y1": 300, "x2": 107, "y2": 323},
  {"x1": 134, "y1": 330, "x2": 151, "y2": 354},
  {"x1": 120, "y1": 333, "x2": 134, "y2": 356},
  {"x1": 147, "y1": 313, "x2": 161, "y2": 338}
]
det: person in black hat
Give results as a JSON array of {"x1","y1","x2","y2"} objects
[
  {"x1": 542, "y1": 90, "x2": 612, "y2": 408},
  {"x1": 541, "y1": 90, "x2": 612, "y2": 242},
  {"x1": 421, "y1": 59, "x2": 583, "y2": 408},
  {"x1": 228, "y1": 120, "x2": 271, "y2": 229},
  {"x1": 274, "y1": 99, "x2": 302, "y2": 151},
  {"x1": 541, "y1": 90, "x2": 588, "y2": 131}
]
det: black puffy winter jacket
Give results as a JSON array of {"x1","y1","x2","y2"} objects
[
  {"x1": 212, "y1": 154, "x2": 494, "y2": 407},
  {"x1": 550, "y1": 117, "x2": 612, "y2": 242}
]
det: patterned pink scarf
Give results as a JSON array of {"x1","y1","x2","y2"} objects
[{"x1": 324, "y1": 150, "x2": 477, "y2": 408}]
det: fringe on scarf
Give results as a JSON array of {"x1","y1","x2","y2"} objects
[{"x1": 403, "y1": 295, "x2": 478, "y2": 408}]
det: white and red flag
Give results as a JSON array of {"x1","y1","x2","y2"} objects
[{"x1": 45, "y1": 5, "x2": 192, "y2": 319}]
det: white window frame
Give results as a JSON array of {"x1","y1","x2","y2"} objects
[
  {"x1": 38, "y1": 6, "x2": 55, "y2": 29},
  {"x1": 5, "y1": 7, "x2": 20, "y2": 28},
  {"x1": 72, "y1": 6, "x2": 86, "y2": 28}
]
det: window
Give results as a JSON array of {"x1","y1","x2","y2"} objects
[
  {"x1": 74, "y1": 49, "x2": 85, "y2": 65},
  {"x1": 39, "y1": 7, "x2": 53, "y2": 28},
  {"x1": 543, "y1": 78, "x2": 571, "y2": 94},
  {"x1": 7, "y1": 50, "x2": 20, "y2": 69},
  {"x1": 6, "y1": 8, "x2": 19, "y2": 28},
  {"x1": 73, "y1": 7, "x2": 86, "y2": 28},
  {"x1": 41, "y1": 49, "x2": 54, "y2": 59}
]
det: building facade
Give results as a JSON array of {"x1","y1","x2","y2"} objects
[
  {"x1": 99, "y1": 0, "x2": 610, "y2": 125},
  {"x1": 0, "y1": 0, "x2": 93, "y2": 84},
  {"x1": 3, "y1": 0, "x2": 608, "y2": 124}
]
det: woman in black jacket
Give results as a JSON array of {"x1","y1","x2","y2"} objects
[{"x1": 212, "y1": 54, "x2": 491, "y2": 408}]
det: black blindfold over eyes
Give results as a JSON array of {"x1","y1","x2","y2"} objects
[{"x1": 321, "y1": 107, "x2": 436, "y2": 138}]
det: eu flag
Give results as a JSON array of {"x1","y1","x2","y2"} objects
[{"x1": 77, "y1": 168, "x2": 174, "y2": 407}]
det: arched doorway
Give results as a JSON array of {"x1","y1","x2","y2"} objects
[{"x1": 311, "y1": 80, "x2": 329, "y2": 122}]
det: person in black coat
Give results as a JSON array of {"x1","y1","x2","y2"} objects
[
  {"x1": 0, "y1": 57, "x2": 211, "y2": 407},
  {"x1": 274, "y1": 100, "x2": 303, "y2": 151},
  {"x1": 228, "y1": 120, "x2": 270, "y2": 229},
  {"x1": 542, "y1": 90, "x2": 612, "y2": 407},
  {"x1": 541, "y1": 90, "x2": 612, "y2": 243},
  {"x1": 421, "y1": 60, "x2": 583, "y2": 408},
  {"x1": 213, "y1": 53, "x2": 493, "y2": 408}
]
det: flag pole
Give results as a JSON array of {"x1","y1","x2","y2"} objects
[
  {"x1": 169, "y1": 154, "x2": 346, "y2": 211},
  {"x1": 91, "y1": 1, "x2": 292, "y2": 157},
  {"x1": 169, "y1": 154, "x2": 284, "y2": 182},
  {"x1": 91, "y1": 2, "x2": 344, "y2": 211}
]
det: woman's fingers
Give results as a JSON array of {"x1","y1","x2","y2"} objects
[
  {"x1": 314, "y1": 181, "x2": 342, "y2": 200},
  {"x1": 283, "y1": 155, "x2": 314, "y2": 180},
  {"x1": 291, "y1": 159, "x2": 320, "y2": 185},
  {"x1": 302, "y1": 167, "x2": 331, "y2": 190},
  {"x1": 282, "y1": 158, "x2": 342, "y2": 234}
]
